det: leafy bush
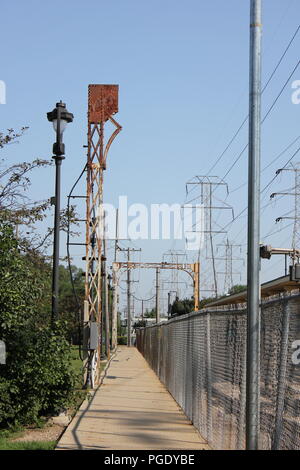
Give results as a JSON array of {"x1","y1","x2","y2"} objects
[
  {"x1": 117, "y1": 336, "x2": 127, "y2": 345},
  {"x1": 0, "y1": 221, "x2": 78, "y2": 428}
]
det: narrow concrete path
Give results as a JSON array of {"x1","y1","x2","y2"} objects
[{"x1": 57, "y1": 346, "x2": 209, "y2": 450}]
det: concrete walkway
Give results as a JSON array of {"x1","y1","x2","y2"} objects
[{"x1": 57, "y1": 346, "x2": 209, "y2": 450}]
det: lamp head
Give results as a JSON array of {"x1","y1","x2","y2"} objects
[{"x1": 47, "y1": 101, "x2": 74, "y2": 156}]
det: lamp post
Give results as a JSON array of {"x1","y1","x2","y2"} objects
[{"x1": 47, "y1": 101, "x2": 73, "y2": 326}]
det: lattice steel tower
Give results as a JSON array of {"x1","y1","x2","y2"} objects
[
  {"x1": 292, "y1": 163, "x2": 300, "y2": 250},
  {"x1": 271, "y1": 162, "x2": 300, "y2": 258},
  {"x1": 84, "y1": 85, "x2": 121, "y2": 387}
]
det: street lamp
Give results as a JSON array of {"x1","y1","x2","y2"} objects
[{"x1": 47, "y1": 101, "x2": 73, "y2": 326}]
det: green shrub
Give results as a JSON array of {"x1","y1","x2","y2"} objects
[
  {"x1": 117, "y1": 335, "x2": 127, "y2": 345},
  {"x1": 0, "y1": 322, "x2": 79, "y2": 428},
  {"x1": 0, "y1": 221, "x2": 78, "y2": 428}
]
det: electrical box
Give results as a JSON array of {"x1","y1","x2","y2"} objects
[
  {"x1": 260, "y1": 245, "x2": 272, "y2": 259},
  {"x1": 0, "y1": 340, "x2": 6, "y2": 365},
  {"x1": 89, "y1": 322, "x2": 99, "y2": 350},
  {"x1": 290, "y1": 264, "x2": 300, "y2": 282}
]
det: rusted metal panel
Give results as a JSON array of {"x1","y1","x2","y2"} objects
[{"x1": 88, "y1": 84, "x2": 118, "y2": 123}]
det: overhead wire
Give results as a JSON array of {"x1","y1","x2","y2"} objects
[
  {"x1": 66, "y1": 163, "x2": 87, "y2": 360},
  {"x1": 205, "y1": 23, "x2": 300, "y2": 177}
]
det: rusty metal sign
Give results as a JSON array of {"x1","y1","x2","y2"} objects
[{"x1": 88, "y1": 84, "x2": 118, "y2": 123}]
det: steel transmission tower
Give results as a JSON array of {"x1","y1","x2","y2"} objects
[
  {"x1": 292, "y1": 163, "x2": 300, "y2": 250},
  {"x1": 162, "y1": 250, "x2": 187, "y2": 300},
  {"x1": 271, "y1": 162, "x2": 300, "y2": 256},
  {"x1": 215, "y1": 239, "x2": 243, "y2": 294},
  {"x1": 185, "y1": 176, "x2": 234, "y2": 298},
  {"x1": 84, "y1": 85, "x2": 121, "y2": 388}
]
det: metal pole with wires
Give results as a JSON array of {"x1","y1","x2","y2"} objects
[
  {"x1": 127, "y1": 248, "x2": 131, "y2": 347},
  {"x1": 155, "y1": 268, "x2": 160, "y2": 324},
  {"x1": 103, "y1": 234, "x2": 110, "y2": 360},
  {"x1": 246, "y1": 0, "x2": 262, "y2": 450},
  {"x1": 111, "y1": 209, "x2": 119, "y2": 351}
]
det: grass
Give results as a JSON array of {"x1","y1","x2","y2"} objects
[
  {"x1": 70, "y1": 345, "x2": 84, "y2": 386},
  {"x1": 69, "y1": 345, "x2": 108, "y2": 411},
  {"x1": 0, "y1": 437, "x2": 56, "y2": 450},
  {"x1": 70, "y1": 345, "x2": 109, "y2": 386},
  {"x1": 0, "y1": 429, "x2": 56, "y2": 451}
]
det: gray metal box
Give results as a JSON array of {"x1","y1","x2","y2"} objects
[
  {"x1": 290, "y1": 264, "x2": 300, "y2": 281},
  {"x1": 89, "y1": 322, "x2": 99, "y2": 350},
  {"x1": 0, "y1": 340, "x2": 6, "y2": 364}
]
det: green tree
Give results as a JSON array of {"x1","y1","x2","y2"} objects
[
  {"x1": 228, "y1": 284, "x2": 247, "y2": 295},
  {"x1": 0, "y1": 220, "x2": 78, "y2": 428},
  {"x1": 144, "y1": 308, "x2": 156, "y2": 318},
  {"x1": 58, "y1": 264, "x2": 85, "y2": 344},
  {"x1": 171, "y1": 297, "x2": 194, "y2": 316},
  {"x1": 0, "y1": 127, "x2": 81, "y2": 428}
]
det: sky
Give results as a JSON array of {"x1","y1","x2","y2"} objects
[{"x1": 1, "y1": 0, "x2": 300, "y2": 314}]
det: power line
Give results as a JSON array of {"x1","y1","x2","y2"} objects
[
  {"x1": 206, "y1": 23, "x2": 300, "y2": 177},
  {"x1": 221, "y1": 57, "x2": 300, "y2": 182},
  {"x1": 66, "y1": 163, "x2": 87, "y2": 361},
  {"x1": 231, "y1": 135, "x2": 300, "y2": 193},
  {"x1": 183, "y1": 60, "x2": 300, "y2": 255},
  {"x1": 131, "y1": 294, "x2": 156, "y2": 302},
  {"x1": 186, "y1": 144, "x2": 300, "y2": 254}
]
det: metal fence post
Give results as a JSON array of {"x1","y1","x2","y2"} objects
[
  {"x1": 273, "y1": 300, "x2": 290, "y2": 449},
  {"x1": 246, "y1": 0, "x2": 262, "y2": 450},
  {"x1": 206, "y1": 312, "x2": 213, "y2": 444}
]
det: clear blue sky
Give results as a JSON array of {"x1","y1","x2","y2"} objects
[{"x1": 1, "y1": 0, "x2": 300, "y2": 311}]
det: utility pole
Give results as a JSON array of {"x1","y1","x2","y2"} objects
[
  {"x1": 246, "y1": 0, "x2": 262, "y2": 450},
  {"x1": 155, "y1": 268, "x2": 160, "y2": 323},
  {"x1": 131, "y1": 293, "x2": 156, "y2": 326},
  {"x1": 103, "y1": 236, "x2": 110, "y2": 360},
  {"x1": 127, "y1": 250, "x2": 131, "y2": 346},
  {"x1": 111, "y1": 209, "x2": 119, "y2": 351},
  {"x1": 114, "y1": 209, "x2": 119, "y2": 263},
  {"x1": 118, "y1": 247, "x2": 141, "y2": 347}
]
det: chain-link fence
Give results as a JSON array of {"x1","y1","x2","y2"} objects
[{"x1": 136, "y1": 293, "x2": 300, "y2": 450}]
